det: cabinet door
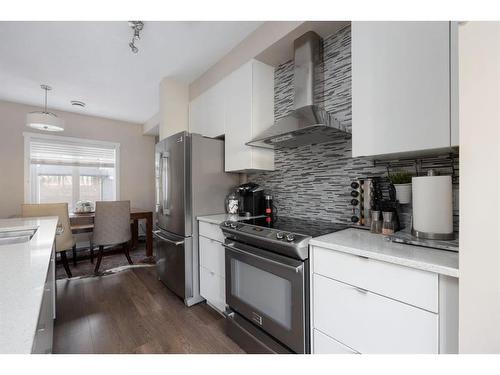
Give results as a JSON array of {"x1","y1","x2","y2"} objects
[
  {"x1": 199, "y1": 235, "x2": 225, "y2": 278},
  {"x1": 352, "y1": 22, "x2": 451, "y2": 157},
  {"x1": 200, "y1": 266, "x2": 226, "y2": 313},
  {"x1": 225, "y1": 61, "x2": 253, "y2": 171},
  {"x1": 313, "y1": 329, "x2": 357, "y2": 354},
  {"x1": 313, "y1": 274, "x2": 438, "y2": 353}
]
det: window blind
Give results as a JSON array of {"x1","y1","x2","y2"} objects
[{"x1": 29, "y1": 138, "x2": 116, "y2": 168}]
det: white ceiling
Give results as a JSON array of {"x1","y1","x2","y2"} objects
[{"x1": 0, "y1": 21, "x2": 262, "y2": 123}]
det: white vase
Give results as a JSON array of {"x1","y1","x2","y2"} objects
[{"x1": 394, "y1": 183, "x2": 412, "y2": 204}]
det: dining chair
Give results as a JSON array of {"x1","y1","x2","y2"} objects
[
  {"x1": 21, "y1": 203, "x2": 75, "y2": 278},
  {"x1": 92, "y1": 200, "x2": 133, "y2": 274}
]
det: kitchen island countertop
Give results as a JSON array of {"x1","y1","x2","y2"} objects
[{"x1": 0, "y1": 216, "x2": 58, "y2": 353}]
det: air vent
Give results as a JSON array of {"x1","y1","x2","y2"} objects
[{"x1": 70, "y1": 100, "x2": 86, "y2": 108}]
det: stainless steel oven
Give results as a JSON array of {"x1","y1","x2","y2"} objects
[{"x1": 223, "y1": 239, "x2": 309, "y2": 354}]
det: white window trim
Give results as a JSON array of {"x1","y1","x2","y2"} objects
[{"x1": 23, "y1": 132, "x2": 120, "y2": 204}]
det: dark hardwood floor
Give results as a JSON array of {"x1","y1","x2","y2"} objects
[{"x1": 53, "y1": 266, "x2": 244, "y2": 354}]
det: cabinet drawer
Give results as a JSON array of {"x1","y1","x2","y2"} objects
[
  {"x1": 199, "y1": 235, "x2": 225, "y2": 278},
  {"x1": 313, "y1": 274, "x2": 438, "y2": 353},
  {"x1": 313, "y1": 329, "x2": 357, "y2": 354},
  {"x1": 313, "y1": 247, "x2": 438, "y2": 312},
  {"x1": 199, "y1": 221, "x2": 225, "y2": 243},
  {"x1": 200, "y1": 266, "x2": 226, "y2": 313}
]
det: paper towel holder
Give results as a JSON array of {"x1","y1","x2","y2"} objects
[
  {"x1": 411, "y1": 169, "x2": 455, "y2": 240},
  {"x1": 411, "y1": 227, "x2": 455, "y2": 241}
]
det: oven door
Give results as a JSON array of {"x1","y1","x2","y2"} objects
[{"x1": 224, "y1": 240, "x2": 308, "y2": 353}]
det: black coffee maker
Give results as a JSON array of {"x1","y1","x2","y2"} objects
[{"x1": 236, "y1": 182, "x2": 264, "y2": 217}]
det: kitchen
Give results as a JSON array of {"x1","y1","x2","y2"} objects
[{"x1": 0, "y1": 4, "x2": 499, "y2": 371}]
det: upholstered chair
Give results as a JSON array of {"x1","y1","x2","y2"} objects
[
  {"x1": 22, "y1": 203, "x2": 75, "y2": 278},
  {"x1": 92, "y1": 200, "x2": 133, "y2": 274}
]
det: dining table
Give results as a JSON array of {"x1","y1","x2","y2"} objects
[{"x1": 69, "y1": 207, "x2": 154, "y2": 262}]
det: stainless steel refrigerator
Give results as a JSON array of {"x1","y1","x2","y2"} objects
[{"x1": 154, "y1": 131, "x2": 239, "y2": 306}]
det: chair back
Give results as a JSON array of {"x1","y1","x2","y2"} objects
[
  {"x1": 21, "y1": 203, "x2": 75, "y2": 252},
  {"x1": 92, "y1": 201, "x2": 131, "y2": 246}
]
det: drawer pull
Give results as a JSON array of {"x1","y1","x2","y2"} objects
[
  {"x1": 357, "y1": 255, "x2": 369, "y2": 260},
  {"x1": 353, "y1": 286, "x2": 368, "y2": 294}
]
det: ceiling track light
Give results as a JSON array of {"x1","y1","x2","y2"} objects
[
  {"x1": 128, "y1": 21, "x2": 144, "y2": 54},
  {"x1": 26, "y1": 84, "x2": 65, "y2": 132}
]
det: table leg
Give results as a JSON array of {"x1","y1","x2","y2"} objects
[
  {"x1": 131, "y1": 219, "x2": 139, "y2": 249},
  {"x1": 146, "y1": 213, "x2": 153, "y2": 257}
]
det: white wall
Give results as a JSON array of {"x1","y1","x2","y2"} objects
[
  {"x1": 0, "y1": 100, "x2": 156, "y2": 219},
  {"x1": 459, "y1": 21, "x2": 500, "y2": 353}
]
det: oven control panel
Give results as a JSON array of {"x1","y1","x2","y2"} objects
[{"x1": 221, "y1": 221, "x2": 308, "y2": 244}]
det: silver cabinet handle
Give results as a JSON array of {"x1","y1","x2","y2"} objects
[
  {"x1": 153, "y1": 230, "x2": 184, "y2": 246},
  {"x1": 353, "y1": 286, "x2": 368, "y2": 294}
]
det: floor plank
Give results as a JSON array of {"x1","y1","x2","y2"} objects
[{"x1": 53, "y1": 266, "x2": 244, "y2": 354}]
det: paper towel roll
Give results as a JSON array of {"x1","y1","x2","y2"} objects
[{"x1": 412, "y1": 175, "x2": 453, "y2": 236}]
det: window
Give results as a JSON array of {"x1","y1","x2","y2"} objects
[{"x1": 24, "y1": 133, "x2": 119, "y2": 211}]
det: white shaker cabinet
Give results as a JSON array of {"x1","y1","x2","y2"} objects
[
  {"x1": 352, "y1": 21, "x2": 458, "y2": 157},
  {"x1": 189, "y1": 80, "x2": 226, "y2": 139},
  {"x1": 224, "y1": 60, "x2": 275, "y2": 172},
  {"x1": 198, "y1": 221, "x2": 226, "y2": 313}
]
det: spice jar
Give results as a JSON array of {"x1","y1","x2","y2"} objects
[
  {"x1": 370, "y1": 210, "x2": 382, "y2": 234},
  {"x1": 382, "y1": 211, "x2": 395, "y2": 235}
]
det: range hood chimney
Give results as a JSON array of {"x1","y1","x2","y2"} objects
[{"x1": 247, "y1": 31, "x2": 351, "y2": 149}]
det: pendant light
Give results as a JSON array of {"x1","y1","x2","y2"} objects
[{"x1": 26, "y1": 85, "x2": 65, "y2": 132}]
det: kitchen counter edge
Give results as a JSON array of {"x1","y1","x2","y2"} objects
[{"x1": 309, "y1": 228, "x2": 459, "y2": 278}]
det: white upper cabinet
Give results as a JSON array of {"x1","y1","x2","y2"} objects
[
  {"x1": 188, "y1": 59, "x2": 275, "y2": 172},
  {"x1": 189, "y1": 80, "x2": 225, "y2": 138},
  {"x1": 352, "y1": 22, "x2": 458, "y2": 158},
  {"x1": 225, "y1": 60, "x2": 275, "y2": 172}
]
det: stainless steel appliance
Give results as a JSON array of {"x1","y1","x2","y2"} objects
[
  {"x1": 236, "y1": 182, "x2": 264, "y2": 217},
  {"x1": 246, "y1": 31, "x2": 351, "y2": 149},
  {"x1": 220, "y1": 216, "x2": 346, "y2": 353},
  {"x1": 155, "y1": 131, "x2": 239, "y2": 306}
]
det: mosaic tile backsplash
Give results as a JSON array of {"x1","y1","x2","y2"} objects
[{"x1": 248, "y1": 25, "x2": 459, "y2": 231}]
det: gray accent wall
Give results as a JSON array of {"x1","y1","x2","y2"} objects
[{"x1": 249, "y1": 25, "x2": 459, "y2": 231}]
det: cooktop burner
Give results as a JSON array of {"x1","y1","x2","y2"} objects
[{"x1": 240, "y1": 215, "x2": 347, "y2": 239}]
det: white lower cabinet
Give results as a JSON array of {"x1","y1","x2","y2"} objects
[
  {"x1": 313, "y1": 274, "x2": 438, "y2": 354},
  {"x1": 32, "y1": 246, "x2": 55, "y2": 354},
  {"x1": 313, "y1": 329, "x2": 357, "y2": 354},
  {"x1": 198, "y1": 220, "x2": 227, "y2": 313},
  {"x1": 310, "y1": 246, "x2": 458, "y2": 354},
  {"x1": 200, "y1": 266, "x2": 226, "y2": 313}
]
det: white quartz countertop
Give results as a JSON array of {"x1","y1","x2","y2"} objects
[
  {"x1": 0, "y1": 216, "x2": 58, "y2": 353},
  {"x1": 197, "y1": 213, "x2": 265, "y2": 225},
  {"x1": 309, "y1": 228, "x2": 459, "y2": 278}
]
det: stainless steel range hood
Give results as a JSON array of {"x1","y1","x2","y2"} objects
[{"x1": 247, "y1": 31, "x2": 351, "y2": 149}]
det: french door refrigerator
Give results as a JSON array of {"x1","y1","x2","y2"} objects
[{"x1": 154, "y1": 131, "x2": 239, "y2": 306}]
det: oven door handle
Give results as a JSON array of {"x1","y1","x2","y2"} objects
[{"x1": 223, "y1": 242, "x2": 303, "y2": 273}]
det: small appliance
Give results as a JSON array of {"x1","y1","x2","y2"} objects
[{"x1": 236, "y1": 182, "x2": 264, "y2": 217}]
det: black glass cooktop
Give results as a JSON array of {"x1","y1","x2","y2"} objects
[{"x1": 240, "y1": 216, "x2": 347, "y2": 238}]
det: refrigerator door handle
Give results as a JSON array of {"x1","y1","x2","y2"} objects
[
  {"x1": 161, "y1": 152, "x2": 171, "y2": 216},
  {"x1": 153, "y1": 230, "x2": 184, "y2": 246}
]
